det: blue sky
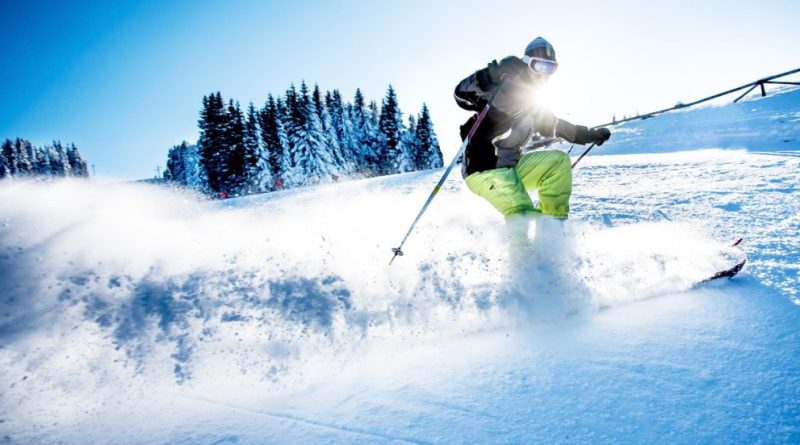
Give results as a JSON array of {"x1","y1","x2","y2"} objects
[{"x1": 1, "y1": 0, "x2": 798, "y2": 179}]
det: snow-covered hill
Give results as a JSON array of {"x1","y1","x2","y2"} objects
[
  {"x1": 1, "y1": 89, "x2": 799, "y2": 444},
  {"x1": 589, "y1": 86, "x2": 800, "y2": 154}
]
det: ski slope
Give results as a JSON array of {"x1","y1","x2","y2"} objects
[
  {"x1": 1, "y1": 90, "x2": 799, "y2": 444},
  {"x1": 588, "y1": 85, "x2": 800, "y2": 154}
]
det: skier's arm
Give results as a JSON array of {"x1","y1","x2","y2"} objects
[
  {"x1": 558, "y1": 120, "x2": 611, "y2": 145},
  {"x1": 457, "y1": 58, "x2": 538, "y2": 115},
  {"x1": 454, "y1": 57, "x2": 522, "y2": 112},
  {"x1": 453, "y1": 70, "x2": 492, "y2": 111},
  {"x1": 533, "y1": 112, "x2": 611, "y2": 146}
]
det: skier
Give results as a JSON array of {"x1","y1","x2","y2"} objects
[{"x1": 454, "y1": 37, "x2": 611, "y2": 228}]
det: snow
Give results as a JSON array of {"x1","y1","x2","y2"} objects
[
  {"x1": 1, "y1": 89, "x2": 799, "y2": 443},
  {"x1": 584, "y1": 87, "x2": 800, "y2": 154}
]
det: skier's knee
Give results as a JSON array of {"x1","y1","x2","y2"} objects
[{"x1": 553, "y1": 150, "x2": 570, "y2": 170}]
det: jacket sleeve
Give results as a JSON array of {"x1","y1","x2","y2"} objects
[
  {"x1": 454, "y1": 57, "x2": 531, "y2": 114},
  {"x1": 553, "y1": 119, "x2": 594, "y2": 144},
  {"x1": 528, "y1": 111, "x2": 594, "y2": 145},
  {"x1": 453, "y1": 70, "x2": 491, "y2": 112}
]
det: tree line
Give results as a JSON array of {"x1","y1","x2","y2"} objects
[
  {"x1": 164, "y1": 82, "x2": 442, "y2": 196},
  {"x1": 1, "y1": 138, "x2": 89, "y2": 179}
]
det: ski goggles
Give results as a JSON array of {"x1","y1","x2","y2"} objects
[{"x1": 522, "y1": 55, "x2": 558, "y2": 75}]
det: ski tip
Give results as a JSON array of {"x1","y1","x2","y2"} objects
[
  {"x1": 732, "y1": 237, "x2": 744, "y2": 247},
  {"x1": 731, "y1": 258, "x2": 747, "y2": 274},
  {"x1": 697, "y1": 258, "x2": 747, "y2": 286}
]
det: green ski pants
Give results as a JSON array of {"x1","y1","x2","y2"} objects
[{"x1": 465, "y1": 150, "x2": 572, "y2": 218}]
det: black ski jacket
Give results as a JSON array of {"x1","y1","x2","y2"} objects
[{"x1": 454, "y1": 56, "x2": 594, "y2": 176}]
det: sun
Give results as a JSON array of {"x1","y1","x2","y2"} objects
[{"x1": 529, "y1": 79, "x2": 556, "y2": 112}]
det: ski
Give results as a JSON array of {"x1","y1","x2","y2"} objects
[
  {"x1": 697, "y1": 258, "x2": 747, "y2": 285},
  {"x1": 694, "y1": 237, "x2": 747, "y2": 287}
]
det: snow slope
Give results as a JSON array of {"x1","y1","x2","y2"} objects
[
  {"x1": 1, "y1": 91, "x2": 799, "y2": 444},
  {"x1": 587, "y1": 86, "x2": 800, "y2": 154}
]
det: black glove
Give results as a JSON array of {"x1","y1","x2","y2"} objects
[
  {"x1": 574, "y1": 126, "x2": 612, "y2": 146},
  {"x1": 475, "y1": 60, "x2": 502, "y2": 90},
  {"x1": 590, "y1": 127, "x2": 611, "y2": 146}
]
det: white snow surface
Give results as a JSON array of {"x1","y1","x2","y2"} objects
[{"x1": 1, "y1": 91, "x2": 800, "y2": 444}]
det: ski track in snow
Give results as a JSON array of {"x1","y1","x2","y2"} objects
[
  {"x1": 573, "y1": 149, "x2": 800, "y2": 304},
  {"x1": 0, "y1": 148, "x2": 799, "y2": 441}
]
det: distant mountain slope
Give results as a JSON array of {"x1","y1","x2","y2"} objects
[{"x1": 591, "y1": 87, "x2": 800, "y2": 154}]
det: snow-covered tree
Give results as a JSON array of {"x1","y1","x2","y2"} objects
[
  {"x1": 179, "y1": 82, "x2": 441, "y2": 196},
  {"x1": 291, "y1": 82, "x2": 336, "y2": 185},
  {"x1": 13, "y1": 139, "x2": 33, "y2": 176},
  {"x1": 48, "y1": 141, "x2": 70, "y2": 177},
  {"x1": 165, "y1": 141, "x2": 206, "y2": 188},
  {"x1": 1, "y1": 139, "x2": 15, "y2": 177},
  {"x1": 0, "y1": 138, "x2": 89, "y2": 179},
  {"x1": 242, "y1": 103, "x2": 265, "y2": 193},
  {"x1": 348, "y1": 90, "x2": 369, "y2": 172},
  {"x1": 66, "y1": 143, "x2": 89, "y2": 177},
  {"x1": 415, "y1": 104, "x2": 443, "y2": 170},
  {"x1": 398, "y1": 115, "x2": 418, "y2": 173},
  {"x1": 24, "y1": 141, "x2": 39, "y2": 176},
  {"x1": 223, "y1": 100, "x2": 247, "y2": 195},
  {"x1": 243, "y1": 102, "x2": 272, "y2": 193},
  {"x1": 317, "y1": 88, "x2": 345, "y2": 176},
  {"x1": 0, "y1": 152, "x2": 7, "y2": 178},
  {"x1": 378, "y1": 85, "x2": 404, "y2": 175},
  {"x1": 326, "y1": 89, "x2": 356, "y2": 175},
  {"x1": 33, "y1": 144, "x2": 51, "y2": 176},
  {"x1": 273, "y1": 98, "x2": 292, "y2": 189},
  {"x1": 258, "y1": 95, "x2": 282, "y2": 182},
  {"x1": 198, "y1": 92, "x2": 228, "y2": 193},
  {"x1": 359, "y1": 98, "x2": 384, "y2": 176},
  {"x1": 281, "y1": 84, "x2": 304, "y2": 187}
]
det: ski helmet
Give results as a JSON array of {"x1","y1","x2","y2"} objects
[{"x1": 525, "y1": 36, "x2": 556, "y2": 62}]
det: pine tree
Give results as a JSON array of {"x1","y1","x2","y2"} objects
[
  {"x1": 378, "y1": 85, "x2": 404, "y2": 175},
  {"x1": 0, "y1": 149, "x2": 7, "y2": 178},
  {"x1": 398, "y1": 115, "x2": 418, "y2": 173},
  {"x1": 274, "y1": 98, "x2": 292, "y2": 189},
  {"x1": 1, "y1": 139, "x2": 15, "y2": 177},
  {"x1": 317, "y1": 88, "x2": 345, "y2": 176},
  {"x1": 165, "y1": 144, "x2": 183, "y2": 182},
  {"x1": 326, "y1": 89, "x2": 356, "y2": 174},
  {"x1": 365, "y1": 100, "x2": 384, "y2": 176},
  {"x1": 165, "y1": 141, "x2": 205, "y2": 188},
  {"x1": 34, "y1": 145, "x2": 51, "y2": 176},
  {"x1": 198, "y1": 92, "x2": 228, "y2": 193},
  {"x1": 66, "y1": 143, "x2": 89, "y2": 177},
  {"x1": 185, "y1": 143, "x2": 207, "y2": 189},
  {"x1": 349, "y1": 89, "x2": 370, "y2": 172},
  {"x1": 13, "y1": 139, "x2": 32, "y2": 176},
  {"x1": 258, "y1": 94, "x2": 282, "y2": 181},
  {"x1": 415, "y1": 104, "x2": 443, "y2": 169},
  {"x1": 24, "y1": 141, "x2": 39, "y2": 176},
  {"x1": 292, "y1": 81, "x2": 336, "y2": 184},
  {"x1": 49, "y1": 141, "x2": 69, "y2": 176},
  {"x1": 241, "y1": 103, "x2": 264, "y2": 193},
  {"x1": 244, "y1": 102, "x2": 272, "y2": 193},
  {"x1": 222, "y1": 100, "x2": 247, "y2": 194},
  {"x1": 312, "y1": 84, "x2": 325, "y2": 128},
  {"x1": 187, "y1": 81, "x2": 440, "y2": 193},
  {"x1": 282, "y1": 84, "x2": 304, "y2": 187}
]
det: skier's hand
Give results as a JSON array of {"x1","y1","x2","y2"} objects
[{"x1": 590, "y1": 127, "x2": 611, "y2": 146}]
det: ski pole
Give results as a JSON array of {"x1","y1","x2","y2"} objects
[
  {"x1": 571, "y1": 142, "x2": 596, "y2": 169},
  {"x1": 389, "y1": 82, "x2": 505, "y2": 265}
]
